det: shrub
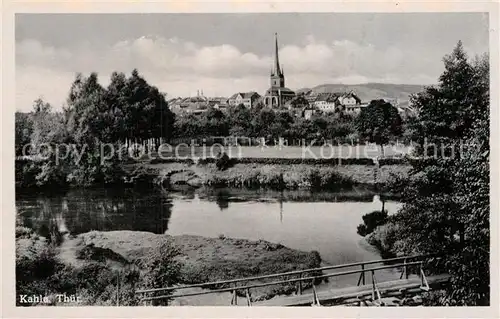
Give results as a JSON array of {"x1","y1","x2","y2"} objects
[
  {"x1": 366, "y1": 222, "x2": 400, "y2": 258},
  {"x1": 215, "y1": 152, "x2": 234, "y2": 171},
  {"x1": 16, "y1": 226, "x2": 33, "y2": 239},
  {"x1": 138, "y1": 239, "x2": 183, "y2": 305},
  {"x1": 382, "y1": 171, "x2": 410, "y2": 195},
  {"x1": 76, "y1": 243, "x2": 130, "y2": 264},
  {"x1": 357, "y1": 210, "x2": 388, "y2": 236},
  {"x1": 16, "y1": 242, "x2": 64, "y2": 305}
]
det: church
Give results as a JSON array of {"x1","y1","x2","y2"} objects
[{"x1": 263, "y1": 33, "x2": 296, "y2": 108}]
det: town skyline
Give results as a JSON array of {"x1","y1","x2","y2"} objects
[{"x1": 16, "y1": 13, "x2": 489, "y2": 112}]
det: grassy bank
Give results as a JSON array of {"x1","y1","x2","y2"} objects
[
  {"x1": 16, "y1": 228, "x2": 321, "y2": 306},
  {"x1": 16, "y1": 153, "x2": 413, "y2": 191},
  {"x1": 141, "y1": 161, "x2": 412, "y2": 191}
]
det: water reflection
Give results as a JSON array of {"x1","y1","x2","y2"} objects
[
  {"x1": 214, "y1": 189, "x2": 230, "y2": 211},
  {"x1": 16, "y1": 187, "x2": 397, "y2": 241},
  {"x1": 16, "y1": 186, "x2": 173, "y2": 235}
]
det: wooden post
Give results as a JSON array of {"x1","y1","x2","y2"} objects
[
  {"x1": 232, "y1": 288, "x2": 238, "y2": 306},
  {"x1": 116, "y1": 270, "x2": 120, "y2": 306},
  {"x1": 362, "y1": 264, "x2": 366, "y2": 285},
  {"x1": 405, "y1": 258, "x2": 409, "y2": 279},
  {"x1": 371, "y1": 270, "x2": 376, "y2": 300},
  {"x1": 298, "y1": 273, "x2": 303, "y2": 295},
  {"x1": 245, "y1": 288, "x2": 251, "y2": 306}
]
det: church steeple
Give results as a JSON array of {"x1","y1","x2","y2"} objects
[
  {"x1": 273, "y1": 33, "x2": 282, "y2": 77},
  {"x1": 270, "y1": 33, "x2": 285, "y2": 88}
]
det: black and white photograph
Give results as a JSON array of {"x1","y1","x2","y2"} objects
[{"x1": 4, "y1": 2, "x2": 498, "y2": 315}]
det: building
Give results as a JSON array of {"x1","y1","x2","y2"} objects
[
  {"x1": 227, "y1": 92, "x2": 261, "y2": 108},
  {"x1": 208, "y1": 97, "x2": 230, "y2": 112},
  {"x1": 263, "y1": 33, "x2": 296, "y2": 108},
  {"x1": 169, "y1": 90, "x2": 210, "y2": 115},
  {"x1": 344, "y1": 102, "x2": 368, "y2": 114},
  {"x1": 302, "y1": 108, "x2": 316, "y2": 120},
  {"x1": 337, "y1": 91, "x2": 362, "y2": 107},
  {"x1": 313, "y1": 93, "x2": 339, "y2": 113},
  {"x1": 306, "y1": 91, "x2": 363, "y2": 114}
]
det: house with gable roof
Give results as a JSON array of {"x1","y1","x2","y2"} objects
[{"x1": 227, "y1": 92, "x2": 261, "y2": 108}]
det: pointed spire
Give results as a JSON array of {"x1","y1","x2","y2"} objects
[{"x1": 273, "y1": 32, "x2": 282, "y2": 77}]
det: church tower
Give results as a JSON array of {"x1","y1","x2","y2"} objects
[{"x1": 270, "y1": 33, "x2": 285, "y2": 88}]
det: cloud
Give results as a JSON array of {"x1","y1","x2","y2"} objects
[{"x1": 16, "y1": 35, "x2": 443, "y2": 111}]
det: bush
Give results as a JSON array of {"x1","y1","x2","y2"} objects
[
  {"x1": 215, "y1": 152, "x2": 234, "y2": 171},
  {"x1": 382, "y1": 172, "x2": 410, "y2": 195},
  {"x1": 366, "y1": 222, "x2": 400, "y2": 258},
  {"x1": 138, "y1": 239, "x2": 183, "y2": 305},
  {"x1": 357, "y1": 210, "x2": 388, "y2": 236},
  {"x1": 76, "y1": 243, "x2": 130, "y2": 264},
  {"x1": 51, "y1": 262, "x2": 142, "y2": 306},
  {"x1": 16, "y1": 242, "x2": 64, "y2": 305},
  {"x1": 16, "y1": 226, "x2": 33, "y2": 238}
]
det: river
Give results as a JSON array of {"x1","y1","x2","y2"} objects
[{"x1": 16, "y1": 186, "x2": 404, "y2": 305}]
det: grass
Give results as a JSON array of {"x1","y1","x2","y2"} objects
[
  {"x1": 16, "y1": 229, "x2": 323, "y2": 305},
  {"x1": 143, "y1": 161, "x2": 412, "y2": 190},
  {"x1": 65, "y1": 230, "x2": 323, "y2": 302}
]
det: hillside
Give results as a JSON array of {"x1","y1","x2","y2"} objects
[{"x1": 297, "y1": 83, "x2": 428, "y2": 103}]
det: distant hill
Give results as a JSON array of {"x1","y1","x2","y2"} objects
[{"x1": 297, "y1": 83, "x2": 428, "y2": 103}]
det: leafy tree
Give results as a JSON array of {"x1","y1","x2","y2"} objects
[
  {"x1": 357, "y1": 99, "x2": 402, "y2": 155},
  {"x1": 290, "y1": 94, "x2": 309, "y2": 108},
  {"x1": 252, "y1": 108, "x2": 276, "y2": 138},
  {"x1": 409, "y1": 41, "x2": 486, "y2": 155},
  {"x1": 228, "y1": 104, "x2": 252, "y2": 136},
  {"x1": 200, "y1": 108, "x2": 229, "y2": 137},
  {"x1": 15, "y1": 112, "x2": 33, "y2": 156},
  {"x1": 174, "y1": 113, "x2": 202, "y2": 139},
  {"x1": 389, "y1": 42, "x2": 489, "y2": 305}
]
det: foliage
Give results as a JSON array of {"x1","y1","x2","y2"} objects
[
  {"x1": 15, "y1": 112, "x2": 33, "y2": 156},
  {"x1": 138, "y1": 239, "x2": 183, "y2": 305},
  {"x1": 15, "y1": 229, "x2": 176, "y2": 306},
  {"x1": 205, "y1": 164, "x2": 354, "y2": 190},
  {"x1": 228, "y1": 104, "x2": 253, "y2": 136},
  {"x1": 357, "y1": 99, "x2": 403, "y2": 153},
  {"x1": 387, "y1": 42, "x2": 490, "y2": 305},
  {"x1": 357, "y1": 210, "x2": 388, "y2": 236},
  {"x1": 366, "y1": 221, "x2": 400, "y2": 258},
  {"x1": 290, "y1": 94, "x2": 310, "y2": 108},
  {"x1": 16, "y1": 69, "x2": 176, "y2": 189},
  {"x1": 215, "y1": 152, "x2": 234, "y2": 171},
  {"x1": 172, "y1": 103, "x2": 362, "y2": 143}
]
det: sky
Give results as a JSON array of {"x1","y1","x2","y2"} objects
[{"x1": 15, "y1": 13, "x2": 489, "y2": 111}]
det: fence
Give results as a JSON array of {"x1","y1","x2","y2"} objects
[{"x1": 135, "y1": 254, "x2": 441, "y2": 306}]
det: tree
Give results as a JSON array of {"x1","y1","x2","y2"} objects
[
  {"x1": 290, "y1": 94, "x2": 309, "y2": 109},
  {"x1": 174, "y1": 113, "x2": 202, "y2": 139},
  {"x1": 389, "y1": 43, "x2": 489, "y2": 305},
  {"x1": 228, "y1": 104, "x2": 252, "y2": 136},
  {"x1": 357, "y1": 99, "x2": 402, "y2": 156},
  {"x1": 200, "y1": 108, "x2": 229, "y2": 137},
  {"x1": 409, "y1": 41, "x2": 484, "y2": 154},
  {"x1": 252, "y1": 108, "x2": 276, "y2": 139},
  {"x1": 15, "y1": 112, "x2": 33, "y2": 156},
  {"x1": 64, "y1": 73, "x2": 125, "y2": 186}
]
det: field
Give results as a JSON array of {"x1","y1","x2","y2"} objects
[{"x1": 149, "y1": 144, "x2": 411, "y2": 160}]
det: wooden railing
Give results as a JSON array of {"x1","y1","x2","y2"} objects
[{"x1": 135, "y1": 254, "x2": 441, "y2": 305}]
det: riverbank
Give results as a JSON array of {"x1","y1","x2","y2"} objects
[
  {"x1": 132, "y1": 161, "x2": 411, "y2": 191},
  {"x1": 15, "y1": 154, "x2": 413, "y2": 191},
  {"x1": 16, "y1": 228, "x2": 322, "y2": 306}
]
